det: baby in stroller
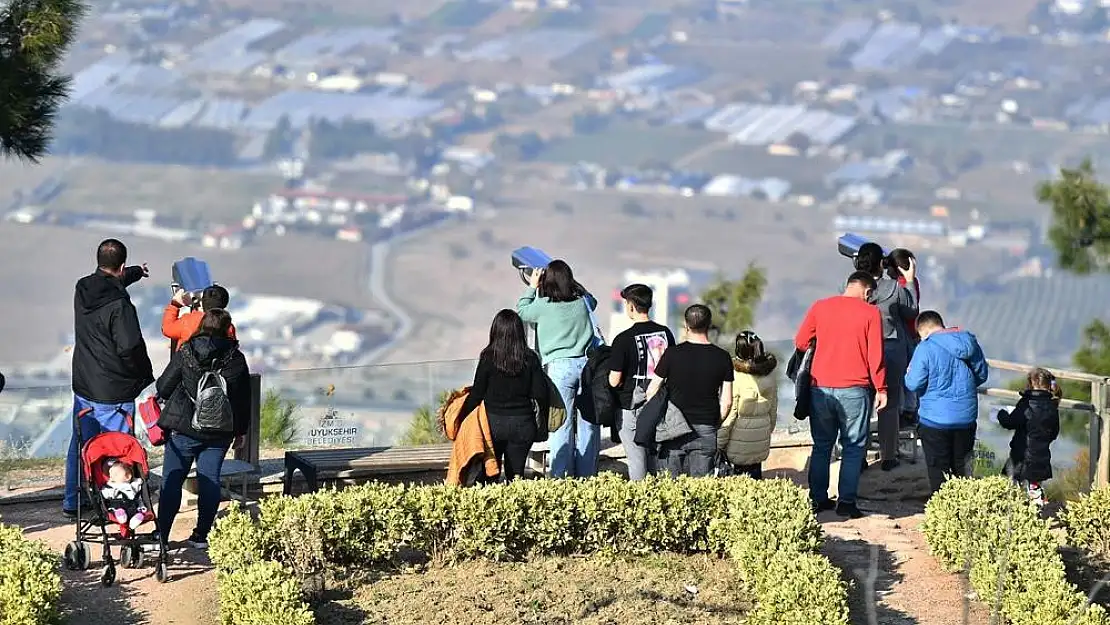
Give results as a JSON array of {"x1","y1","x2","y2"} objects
[{"x1": 100, "y1": 458, "x2": 153, "y2": 537}]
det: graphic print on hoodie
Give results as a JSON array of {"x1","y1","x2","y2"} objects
[
  {"x1": 72, "y1": 269, "x2": 154, "y2": 403},
  {"x1": 904, "y1": 328, "x2": 989, "y2": 429}
]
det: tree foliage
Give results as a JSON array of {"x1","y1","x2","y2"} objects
[
  {"x1": 1038, "y1": 158, "x2": 1110, "y2": 275},
  {"x1": 0, "y1": 0, "x2": 87, "y2": 161},
  {"x1": 259, "y1": 389, "x2": 299, "y2": 448},
  {"x1": 1035, "y1": 161, "x2": 1110, "y2": 411},
  {"x1": 399, "y1": 390, "x2": 452, "y2": 446},
  {"x1": 700, "y1": 263, "x2": 768, "y2": 338}
]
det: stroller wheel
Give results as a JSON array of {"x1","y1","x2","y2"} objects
[
  {"x1": 65, "y1": 542, "x2": 90, "y2": 571},
  {"x1": 120, "y1": 544, "x2": 139, "y2": 569},
  {"x1": 155, "y1": 562, "x2": 169, "y2": 583},
  {"x1": 101, "y1": 567, "x2": 116, "y2": 587}
]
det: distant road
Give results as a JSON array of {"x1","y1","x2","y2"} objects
[
  {"x1": 356, "y1": 240, "x2": 414, "y2": 366},
  {"x1": 355, "y1": 217, "x2": 458, "y2": 366}
]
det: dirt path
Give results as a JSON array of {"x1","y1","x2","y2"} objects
[
  {"x1": 813, "y1": 460, "x2": 990, "y2": 625},
  {"x1": 2, "y1": 500, "x2": 219, "y2": 625}
]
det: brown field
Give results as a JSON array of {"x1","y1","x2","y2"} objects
[
  {"x1": 0, "y1": 157, "x2": 283, "y2": 224},
  {"x1": 0, "y1": 225, "x2": 374, "y2": 364},
  {"x1": 388, "y1": 184, "x2": 843, "y2": 362}
]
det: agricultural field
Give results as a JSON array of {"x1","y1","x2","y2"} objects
[{"x1": 537, "y1": 125, "x2": 718, "y2": 168}]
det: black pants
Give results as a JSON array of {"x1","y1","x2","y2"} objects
[
  {"x1": 487, "y1": 412, "x2": 536, "y2": 481},
  {"x1": 918, "y1": 424, "x2": 976, "y2": 494},
  {"x1": 734, "y1": 463, "x2": 762, "y2": 479}
]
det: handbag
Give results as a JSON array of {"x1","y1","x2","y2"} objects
[
  {"x1": 138, "y1": 396, "x2": 166, "y2": 446},
  {"x1": 635, "y1": 384, "x2": 692, "y2": 445},
  {"x1": 543, "y1": 369, "x2": 568, "y2": 433}
]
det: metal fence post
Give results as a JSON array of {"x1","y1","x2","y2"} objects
[
  {"x1": 235, "y1": 373, "x2": 261, "y2": 467},
  {"x1": 1097, "y1": 379, "x2": 1110, "y2": 489}
]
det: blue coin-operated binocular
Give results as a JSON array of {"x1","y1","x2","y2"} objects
[
  {"x1": 171, "y1": 257, "x2": 214, "y2": 309},
  {"x1": 511, "y1": 246, "x2": 552, "y2": 285},
  {"x1": 837, "y1": 233, "x2": 889, "y2": 261}
]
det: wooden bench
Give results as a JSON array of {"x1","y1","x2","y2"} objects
[{"x1": 283, "y1": 444, "x2": 454, "y2": 495}]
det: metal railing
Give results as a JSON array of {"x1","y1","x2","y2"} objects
[{"x1": 980, "y1": 359, "x2": 1109, "y2": 489}]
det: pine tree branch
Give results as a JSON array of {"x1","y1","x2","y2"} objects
[{"x1": 0, "y1": 0, "x2": 87, "y2": 161}]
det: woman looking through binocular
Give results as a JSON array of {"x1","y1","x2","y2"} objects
[{"x1": 517, "y1": 260, "x2": 600, "y2": 478}]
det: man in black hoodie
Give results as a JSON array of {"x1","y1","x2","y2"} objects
[{"x1": 63, "y1": 239, "x2": 155, "y2": 516}]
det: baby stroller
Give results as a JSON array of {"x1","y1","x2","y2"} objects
[{"x1": 62, "y1": 407, "x2": 170, "y2": 586}]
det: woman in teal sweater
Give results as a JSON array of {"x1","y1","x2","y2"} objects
[{"x1": 517, "y1": 259, "x2": 599, "y2": 477}]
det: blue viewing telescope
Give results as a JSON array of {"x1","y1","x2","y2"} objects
[
  {"x1": 171, "y1": 257, "x2": 214, "y2": 306},
  {"x1": 511, "y1": 246, "x2": 552, "y2": 285},
  {"x1": 837, "y1": 233, "x2": 889, "y2": 260}
]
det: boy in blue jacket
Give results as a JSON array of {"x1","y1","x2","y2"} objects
[{"x1": 904, "y1": 310, "x2": 990, "y2": 494}]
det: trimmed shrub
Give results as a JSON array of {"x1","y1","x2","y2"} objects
[
  {"x1": 732, "y1": 540, "x2": 850, "y2": 625},
  {"x1": 0, "y1": 522, "x2": 62, "y2": 625},
  {"x1": 1062, "y1": 486, "x2": 1110, "y2": 561},
  {"x1": 922, "y1": 476, "x2": 1110, "y2": 625},
  {"x1": 216, "y1": 562, "x2": 313, "y2": 625},
  {"x1": 208, "y1": 503, "x2": 265, "y2": 573},
  {"x1": 210, "y1": 475, "x2": 848, "y2": 625}
]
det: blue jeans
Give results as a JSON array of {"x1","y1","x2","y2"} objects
[
  {"x1": 546, "y1": 356, "x2": 596, "y2": 477},
  {"x1": 808, "y1": 386, "x2": 872, "y2": 505},
  {"x1": 620, "y1": 408, "x2": 656, "y2": 480},
  {"x1": 64, "y1": 395, "x2": 134, "y2": 511},
  {"x1": 157, "y1": 432, "x2": 230, "y2": 541}
]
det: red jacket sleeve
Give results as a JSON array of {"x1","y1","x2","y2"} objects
[
  {"x1": 867, "y1": 307, "x2": 887, "y2": 393},
  {"x1": 795, "y1": 303, "x2": 818, "y2": 351},
  {"x1": 161, "y1": 303, "x2": 187, "y2": 342}
]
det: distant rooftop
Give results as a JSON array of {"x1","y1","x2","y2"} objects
[
  {"x1": 602, "y1": 63, "x2": 705, "y2": 94},
  {"x1": 242, "y1": 90, "x2": 445, "y2": 131},
  {"x1": 456, "y1": 29, "x2": 596, "y2": 62},
  {"x1": 274, "y1": 27, "x2": 398, "y2": 66},
  {"x1": 183, "y1": 18, "x2": 287, "y2": 74},
  {"x1": 704, "y1": 103, "x2": 857, "y2": 146}
]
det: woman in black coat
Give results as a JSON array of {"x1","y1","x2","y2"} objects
[
  {"x1": 997, "y1": 368, "x2": 1061, "y2": 497},
  {"x1": 155, "y1": 309, "x2": 251, "y2": 548}
]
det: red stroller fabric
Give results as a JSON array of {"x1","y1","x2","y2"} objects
[{"x1": 82, "y1": 431, "x2": 150, "y2": 487}]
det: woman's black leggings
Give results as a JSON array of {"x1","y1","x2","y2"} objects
[{"x1": 486, "y1": 412, "x2": 537, "y2": 481}]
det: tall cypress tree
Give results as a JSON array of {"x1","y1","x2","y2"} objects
[{"x1": 0, "y1": 0, "x2": 87, "y2": 161}]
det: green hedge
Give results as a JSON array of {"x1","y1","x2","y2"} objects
[
  {"x1": 210, "y1": 475, "x2": 848, "y2": 625},
  {"x1": 0, "y1": 522, "x2": 62, "y2": 625},
  {"x1": 1061, "y1": 486, "x2": 1110, "y2": 561},
  {"x1": 922, "y1": 476, "x2": 1109, "y2": 625}
]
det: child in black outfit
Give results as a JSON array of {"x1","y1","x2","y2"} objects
[{"x1": 996, "y1": 367, "x2": 1061, "y2": 506}]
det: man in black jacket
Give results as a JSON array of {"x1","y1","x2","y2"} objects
[{"x1": 63, "y1": 239, "x2": 155, "y2": 516}]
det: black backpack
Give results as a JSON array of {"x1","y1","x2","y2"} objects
[
  {"x1": 189, "y1": 359, "x2": 234, "y2": 434},
  {"x1": 578, "y1": 345, "x2": 618, "y2": 427}
]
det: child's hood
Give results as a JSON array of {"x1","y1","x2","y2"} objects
[
  {"x1": 733, "y1": 354, "x2": 777, "y2": 377},
  {"x1": 926, "y1": 328, "x2": 979, "y2": 361}
]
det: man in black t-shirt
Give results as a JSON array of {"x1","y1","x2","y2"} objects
[
  {"x1": 646, "y1": 304, "x2": 734, "y2": 478},
  {"x1": 608, "y1": 284, "x2": 676, "y2": 480}
]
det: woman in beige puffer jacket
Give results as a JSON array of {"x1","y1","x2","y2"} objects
[{"x1": 717, "y1": 331, "x2": 778, "y2": 479}]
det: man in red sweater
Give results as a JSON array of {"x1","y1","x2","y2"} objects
[{"x1": 795, "y1": 271, "x2": 886, "y2": 519}]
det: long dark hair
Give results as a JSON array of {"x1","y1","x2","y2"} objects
[
  {"x1": 481, "y1": 309, "x2": 531, "y2": 375},
  {"x1": 538, "y1": 259, "x2": 583, "y2": 303},
  {"x1": 192, "y1": 308, "x2": 233, "y2": 339}
]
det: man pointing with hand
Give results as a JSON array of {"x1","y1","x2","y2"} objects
[{"x1": 795, "y1": 270, "x2": 887, "y2": 519}]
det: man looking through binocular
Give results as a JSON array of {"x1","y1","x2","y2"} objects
[{"x1": 162, "y1": 285, "x2": 237, "y2": 351}]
